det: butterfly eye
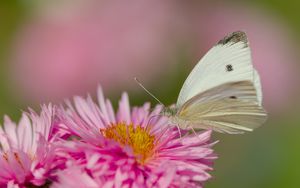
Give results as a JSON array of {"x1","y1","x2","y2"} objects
[
  {"x1": 226, "y1": 64, "x2": 233, "y2": 72},
  {"x1": 229, "y1": 96, "x2": 237, "y2": 99}
]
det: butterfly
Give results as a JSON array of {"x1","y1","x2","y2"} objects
[{"x1": 157, "y1": 31, "x2": 267, "y2": 134}]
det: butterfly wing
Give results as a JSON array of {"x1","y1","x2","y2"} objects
[
  {"x1": 253, "y1": 69, "x2": 263, "y2": 105},
  {"x1": 177, "y1": 31, "x2": 262, "y2": 107},
  {"x1": 177, "y1": 81, "x2": 267, "y2": 134}
]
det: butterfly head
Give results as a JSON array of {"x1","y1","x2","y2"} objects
[{"x1": 160, "y1": 106, "x2": 178, "y2": 117}]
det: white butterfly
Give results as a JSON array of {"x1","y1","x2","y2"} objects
[{"x1": 160, "y1": 31, "x2": 267, "y2": 134}]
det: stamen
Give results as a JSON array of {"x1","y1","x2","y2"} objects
[
  {"x1": 2, "y1": 153, "x2": 8, "y2": 161},
  {"x1": 14, "y1": 152, "x2": 25, "y2": 170},
  {"x1": 101, "y1": 122, "x2": 156, "y2": 164}
]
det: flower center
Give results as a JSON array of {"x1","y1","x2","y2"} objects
[{"x1": 101, "y1": 122, "x2": 155, "y2": 164}]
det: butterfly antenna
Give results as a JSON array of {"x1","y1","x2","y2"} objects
[{"x1": 134, "y1": 77, "x2": 165, "y2": 106}]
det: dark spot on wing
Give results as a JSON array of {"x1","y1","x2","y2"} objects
[
  {"x1": 217, "y1": 31, "x2": 248, "y2": 47},
  {"x1": 229, "y1": 96, "x2": 237, "y2": 99},
  {"x1": 226, "y1": 64, "x2": 233, "y2": 72}
]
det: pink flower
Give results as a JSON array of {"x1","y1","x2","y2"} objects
[
  {"x1": 0, "y1": 105, "x2": 59, "y2": 187},
  {"x1": 51, "y1": 163, "x2": 100, "y2": 188},
  {"x1": 55, "y1": 87, "x2": 216, "y2": 187}
]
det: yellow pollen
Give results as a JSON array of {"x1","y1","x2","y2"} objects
[{"x1": 101, "y1": 122, "x2": 155, "y2": 164}]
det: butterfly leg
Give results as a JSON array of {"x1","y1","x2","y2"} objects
[
  {"x1": 186, "y1": 124, "x2": 198, "y2": 136},
  {"x1": 146, "y1": 114, "x2": 162, "y2": 128},
  {"x1": 176, "y1": 122, "x2": 192, "y2": 138},
  {"x1": 175, "y1": 124, "x2": 182, "y2": 138}
]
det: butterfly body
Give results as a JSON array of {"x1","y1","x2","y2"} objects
[{"x1": 167, "y1": 31, "x2": 267, "y2": 134}]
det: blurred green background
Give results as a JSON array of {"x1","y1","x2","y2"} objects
[{"x1": 0, "y1": 1, "x2": 299, "y2": 187}]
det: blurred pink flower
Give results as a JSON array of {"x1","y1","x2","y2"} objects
[
  {"x1": 56, "y1": 87, "x2": 216, "y2": 187},
  {"x1": 11, "y1": 1, "x2": 298, "y2": 113},
  {"x1": 188, "y1": 2, "x2": 298, "y2": 112},
  {"x1": 11, "y1": 1, "x2": 176, "y2": 102},
  {"x1": 0, "y1": 105, "x2": 58, "y2": 187}
]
